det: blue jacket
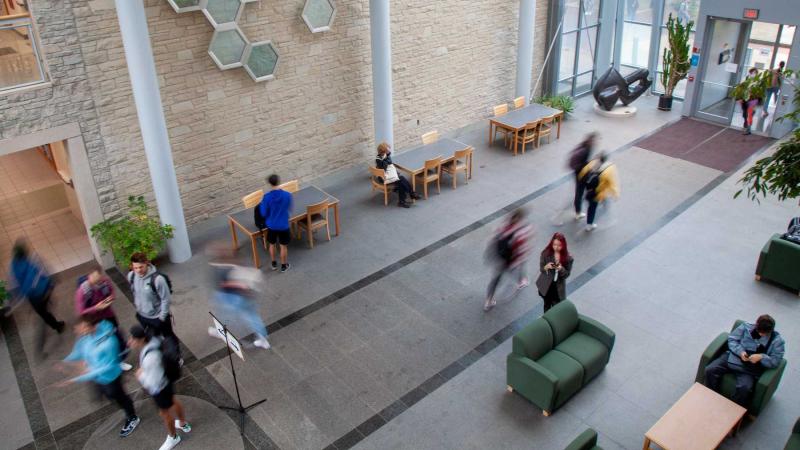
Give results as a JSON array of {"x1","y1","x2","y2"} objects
[
  {"x1": 64, "y1": 320, "x2": 123, "y2": 385},
  {"x1": 259, "y1": 189, "x2": 293, "y2": 231},
  {"x1": 10, "y1": 256, "x2": 51, "y2": 300},
  {"x1": 726, "y1": 322, "x2": 785, "y2": 369}
]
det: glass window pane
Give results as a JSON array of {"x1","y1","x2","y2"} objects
[
  {"x1": 581, "y1": 0, "x2": 599, "y2": 27},
  {"x1": 205, "y1": 0, "x2": 240, "y2": 25},
  {"x1": 620, "y1": 22, "x2": 651, "y2": 67},
  {"x1": 575, "y1": 72, "x2": 593, "y2": 94},
  {"x1": 619, "y1": 65, "x2": 639, "y2": 76},
  {"x1": 745, "y1": 40, "x2": 774, "y2": 71},
  {"x1": 209, "y1": 29, "x2": 247, "y2": 66},
  {"x1": 779, "y1": 25, "x2": 796, "y2": 46},
  {"x1": 0, "y1": 24, "x2": 44, "y2": 90},
  {"x1": 245, "y1": 42, "x2": 278, "y2": 78},
  {"x1": 563, "y1": 0, "x2": 580, "y2": 32},
  {"x1": 303, "y1": 0, "x2": 335, "y2": 30},
  {"x1": 749, "y1": 22, "x2": 779, "y2": 43},
  {"x1": 578, "y1": 27, "x2": 597, "y2": 74},
  {"x1": 558, "y1": 78, "x2": 573, "y2": 96},
  {"x1": 625, "y1": 0, "x2": 652, "y2": 23},
  {"x1": 559, "y1": 32, "x2": 577, "y2": 79},
  {"x1": 662, "y1": 0, "x2": 699, "y2": 26}
]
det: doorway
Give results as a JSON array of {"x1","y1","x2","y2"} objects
[{"x1": 694, "y1": 18, "x2": 749, "y2": 125}]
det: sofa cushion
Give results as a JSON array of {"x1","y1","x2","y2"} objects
[
  {"x1": 543, "y1": 300, "x2": 579, "y2": 345},
  {"x1": 555, "y1": 332, "x2": 610, "y2": 383},
  {"x1": 537, "y1": 350, "x2": 584, "y2": 409},
  {"x1": 512, "y1": 319, "x2": 553, "y2": 361},
  {"x1": 786, "y1": 434, "x2": 800, "y2": 450}
]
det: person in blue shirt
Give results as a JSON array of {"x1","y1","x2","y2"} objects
[
  {"x1": 8, "y1": 240, "x2": 65, "y2": 339},
  {"x1": 59, "y1": 316, "x2": 140, "y2": 437},
  {"x1": 259, "y1": 174, "x2": 294, "y2": 272}
]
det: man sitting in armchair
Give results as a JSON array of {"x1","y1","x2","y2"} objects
[{"x1": 704, "y1": 315, "x2": 785, "y2": 406}]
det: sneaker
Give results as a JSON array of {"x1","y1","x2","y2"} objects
[
  {"x1": 585, "y1": 224, "x2": 598, "y2": 232},
  {"x1": 253, "y1": 337, "x2": 271, "y2": 349},
  {"x1": 280, "y1": 263, "x2": 291, "y2": 273},
  {"x1": 270, "y1": 261, "x2": 278, "y2": 271},
  {"x1": 517, "y1": 278, "x2": 530, "y2": 290},
  {"x1": 120, "y1": 362, "x2": 133, "y2": 371},
  {"x1": 119, "y1": 416, "x2": 140, "y2": 437},
  {"x1": 574, "y1": 212, "x2": 586, "y2": 220},
  {"x1": 175, "y1": 420, "x2": 192, "y2": 433},
  {"x1": 159, "y1": 434, "x2": 181, "y2": 450}
]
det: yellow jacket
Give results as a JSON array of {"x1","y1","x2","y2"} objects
[{"x1": 579, "y1": 160, "x2": 620, "y2": 202}]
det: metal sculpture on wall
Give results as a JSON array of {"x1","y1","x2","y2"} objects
[
  {"x1": 165, "y1": 0, "x2": 279, "y2": 82},
  {"x1": 592, "y1": 67, "x2": 652, "y2": 111}
]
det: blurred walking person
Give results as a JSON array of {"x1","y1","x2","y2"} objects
[
  {"x1": 128, "y1": 325, "x2": 191, "y2": 450},
  {"x1": 579, "y1": 152, "x2": 620, "y2": 231},
  {"x1": 741, "y1": 67, "x2": 761, "y2": 135},
  {"x1": 76, "y1": 265, "x2": 129, "y2": 367},
  {"x1": 8, "y1": 240, "x2": 65, "y2": 351},
  {"x1": 484, "y1": 209, "x2": 533, "y2": 311},
  {"x1": 536, "y1": 233, "x2": 574, "y2": 312},
  {"x1": 569, "y1": 132, "x2": 596, "y2": 220},
  {"x1": 58, "y1": 316, "x2": 140, "y2": 437},
  {"x1": 763, "y1": 61, "x2": 785, "y2": 116}
]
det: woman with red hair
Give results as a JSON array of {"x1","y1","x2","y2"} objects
[{"x1": 535, "y1": 233, "x2": 574, "y2": 312}]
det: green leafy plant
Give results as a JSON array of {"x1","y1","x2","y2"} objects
[
  {"x1": 0, "y1": 280, "x2": 8, "y2": 309},
  {"x1": 91, "y1": 196, "x2": 174, "y2": 267},
  {"x1": 736, "y1": 69, "x2": 800, "y2": 204},
  {"x1": 660, "y1": 14, "x2": 693, "y2": 98},
  {"x1": 534, "y1": 95, "x2": 575, "y2": 116},
  {"x1": 730, "y1": 70, "x2": 771, "y2": 103}
]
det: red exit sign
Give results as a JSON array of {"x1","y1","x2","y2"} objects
[{"x1": 743, "y1": 8, "x2": 759, "y2": 20}]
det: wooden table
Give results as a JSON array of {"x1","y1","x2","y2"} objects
[
  {"x1": 489, "y1": 104, "x2": 564, "y2": 155},
  {"x1": 227, "y1": 186, "x2": 340, "y2": 267},
  {"x1": 643, "y1": 383, "x2": 746, "y2": 450},
  {"x1": 391, "y1": 138, "x2": 473, "y2": 193}
]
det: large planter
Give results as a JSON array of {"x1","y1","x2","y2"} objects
[{"x1": 658, "y1": 94, "x2": 673, "y2": 111}]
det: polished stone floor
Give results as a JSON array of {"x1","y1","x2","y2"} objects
[{"x1": 2, "y1": 95, "x2": 797, "y2": 450}]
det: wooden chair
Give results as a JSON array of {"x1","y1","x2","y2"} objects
[
  {"x1": 278, "y1": 179, "x2": 299, "y2": 193},
  {"x1": 369, "y1": 166, "x2": 390, "y2": 206},
  {"x1": 537, "y1": 114, "x2": 556, "y2": 146},
  {"x1": 492, "y1": 104, "x2": 513, "y2": 148},
  {"x1": 514, "y1": 121, "x2": 539, "y2": 155},
  {"x1": 242, "y1": 189, "x2": 266, "y2": 248},
  {"x1": 418, "y1": 156, "x2": 442, "y2": 199},
  {"x1": 421, "y1": 130, "x2": 439, "y2": 145},
  {"x1": 513, "y1": 96, "x2": 525, "y2": 109},
  {"x1": 442, "y1": 148, "x2": 472, "y2": 189},
  {"x1": 297, "y1": 200, "x2": 330, "y2": 248}
]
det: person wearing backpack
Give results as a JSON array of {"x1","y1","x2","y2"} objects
[
  {"x1": 129, "y1": 324, "x2": 191, "y2": 450},
  {"x1": 128, "y1": 253, "x2": 178, "y2": 348},
  {"x1": 578, "y1": 152, "x2": 619, "y2": 231},
  {"x1": 568, "y1": 133, "x2": 595, "y2": 220},
  {"x1": 484, "y1": 209, "x2": 532, "y2": 311}
]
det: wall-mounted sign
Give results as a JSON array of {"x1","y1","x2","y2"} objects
[{"x1": 743, "y1": 8, "x2": 759, "y2": 20}]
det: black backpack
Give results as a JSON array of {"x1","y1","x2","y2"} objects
[
  {"x1": 495, "y1": 232, "x2": 515, "y2": 263},
  {"x1": 128, "y1": 271, "x2": 173, "y2": 302},
  {"x1": 145, "y1": 336, "x2": 182, "y2": 382},
  {"x1": 783, "y1": 217, "x2": 800, "y2": 244},
  {"x1": 254, "y1": 205, "x2": 266, "y2": 230},
  {"x1": 568, "y1": 144, "x2": 589, "y2": 172}
]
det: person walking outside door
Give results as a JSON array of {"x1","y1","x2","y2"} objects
[{"x1": 763, "y1": 61, "x2": 785, "y2": 116}]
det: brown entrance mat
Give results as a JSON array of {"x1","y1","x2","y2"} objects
[
  {"x1": 682, "y1": 128, "x2": 773, "y2": 172},
  {"x1": 637, "y1": 118, "x2": 725, "y2": 156}
]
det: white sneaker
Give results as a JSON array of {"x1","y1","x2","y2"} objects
[
  {"x1": 159, "y1": 434, "x2": 181, "y2": 450},
  {"x1": 120, "y1": 362, "x2": 133, "y2": 371},
  {"x1": 253, "y1": 337, "x2": 271, "y2": 349},
  {"x1": 585, "y1": 224, "x2": 598, "y2": 232},
  {"x1": 174, "y1": 420, "x2": 191, "y2": 433},
  {"x1": 575, "y1": 212, "x2": 586, "y2": 220}
]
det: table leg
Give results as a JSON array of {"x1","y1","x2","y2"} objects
[
  {"x1": 250, "y1": 234, "x2": 260, "y2": 268},
  {"x1": 513, "y1": 130, "x2": 518, "y2": 156},
  {"x1": 333, "y1": 203, "x2": 340, "y2": 236},
  {"x1": 557, "y1": 115, "x2": 562, "y2": 138},
  {"x1": 488, "y1": 123, "x2": 493, "y2": 145},
  {"x1": 411, "y1": 171, "x2": 417, "y2": 195},
  {"x1": 642, "y1": 437, "x2": 651, "y2": 450},
  {"x1": 229, "y1": 219, "x2": 238, "y2": 250}
]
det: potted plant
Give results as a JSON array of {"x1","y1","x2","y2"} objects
[
  {"x1": 91, "y1": 196, "x2": 174, "y2": 268},
  {"x1": 659, "y1": 14, "x2": 693, "y2": 111},
  {"x1": 534, "y1": 95, "x2": 575, "y2": 118}
]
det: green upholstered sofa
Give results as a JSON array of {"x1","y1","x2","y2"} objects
[
  {"x1": 565, "y1": 428, "x2": 602, "y2": 450},
  {"x1": 695, "y1": 320, "x2": 787, "y2": 416},
  {"x1": 756, "y1": 233, "x2": 800, "y2": 293},
  {"x1": 785, "y1": 418, "x2": 800, "y2": 450},
  {"x1": 506, "y1": 300, "x2": 615, "y2": 415}
]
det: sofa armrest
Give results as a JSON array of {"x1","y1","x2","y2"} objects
[
  {"x1": 577, "y1": 315, "x2": 615, "y2": 351},
  {"x1": 793, "y1": 417, "x2": 800, "y2": 435},
  {"x1": 755, "y1": 236, "x2": 774, "y2": 276},
  {"x1": 750, "y1": 358, "x2": 787, "y2": 416},
  {"x1": 565, "y1": 428, "x2": 598, "y2": 450},
  {"x1": 695, "y1": 332, "x2": 728, "y2": 383},
  {"x1": 507, "y1": 353, "x2": 558, "y2": 411}
]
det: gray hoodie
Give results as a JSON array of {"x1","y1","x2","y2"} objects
[{"x1": 128, "y1": 265, "x2": 171, "y2": 321}]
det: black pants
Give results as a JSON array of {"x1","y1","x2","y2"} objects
[
  {"x1": 587, "y1": 200, "x2": 599, "y2": 225},
  {"x1": 96, "y1": 375, "x2": 136, "y2": 419},
  {"x1": 573, "y1": 174, "x2": 585, "y2": 214},
  {"x1": 487, "y1": 263, "x2": 524, "y2": 300},
  {"x1": 392, "y1": 175, "x2": 414, "y2": 203},
  {"x1": 136, "y1": 314, "x2": 177, "y2": 341},
  {"x1": 704, "y1": 353, "x2": 757, "y2": 407},
  {"x1": 541, "y1": 282, "x2": 562, "y2": 312},
  {"x1": 29, "y1": 289, "x2": 61, "y2": 331}
]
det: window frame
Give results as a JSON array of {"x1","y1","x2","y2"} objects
[
  {"x1": 556, "y1": 0, "x2": 602, "y2": 98},
  {"x1": 0, "y1": 6, "x2": 50, "y2": 94}
]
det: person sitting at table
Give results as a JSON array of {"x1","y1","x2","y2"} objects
[
  {"x1": 703, "y1": 314, "x2": 785, "y2": 407},
  {"x1": 375, "y1": 142, "x2": 420, "y2": 208}
]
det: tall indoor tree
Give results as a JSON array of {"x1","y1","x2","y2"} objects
[{"x1": 659, "y1": 14, "x2": 693, "y2": 111}]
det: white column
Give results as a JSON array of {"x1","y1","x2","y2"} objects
[
  {"x1": 114, "y1": 0, "x2": 192, "y2": 263},
  {"x1": 515, "y1": 0, "x2": 537, "y2": 104},
  {"x1": 369, "y1": 0, "x2": 394, "y2": 147}
]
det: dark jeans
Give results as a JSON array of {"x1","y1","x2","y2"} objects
[
  {"x1": 541, "y1": 282, "x2": 561, "y2": 312},
  {"x1": 587, "y1": 200, "x2": 599, "y2": 225},
  {"x1": 487, "y1": 263, "x2": 525, "y2": 300},
  {"x1": 29, "y1": 289, "x2": 61, "y2": 331},
  {"x1": 96, "y1": 375, "x2": 136, "y2": 419},
  {"x1": 573, "y1": 174, "x2": 585, "y2": 214},
  {"x1": 392, "y1": 175, "x2": 414, "y2": 203},
  {"x1": 704, "y1": 353, "x2": 757, "y2": 407},
  {"x1": 136, "y1": 313, "x2": 178, "y2": 341}
]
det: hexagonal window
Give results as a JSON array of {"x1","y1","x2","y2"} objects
[
  {"x1": 202, "y1": 0, "x2": 244, "y2": 28},
  {"x1": 208, "y1": 28, "x2": 248, "y2": 69},
  {"x1": 167, "y1": 0, "x2": 205, "y2": 13},
  {"x1": 302, "y1": 0, "x2": 336, "y2": 33},
  {"x1": 244, "y1": 41, "x2": 279, "y2": 81}
]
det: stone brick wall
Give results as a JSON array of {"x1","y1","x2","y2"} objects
[{"x1": 2, "y1": 0, "x2": 550, "y2": 224}]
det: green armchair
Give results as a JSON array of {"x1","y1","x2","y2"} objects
[
  {"x1": 785, "y1": 418, "x2": 800, "y2": 450},
  {"x1": 565, "y1": 428, "x2": 602, "y2": 450},
  {"x1": 756, "y1": 233, "x2": 800, "y2": 293},
  {"x1": 695, "y1": 320, "x2": 787, "y2": 416},
  {"x1": 507, "y1": 300, "x2": 615, "y2": 415}
]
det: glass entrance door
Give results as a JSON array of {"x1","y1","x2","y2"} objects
[{"x1": 694, "y1": 18, "x2": 750, "y2": 125}]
